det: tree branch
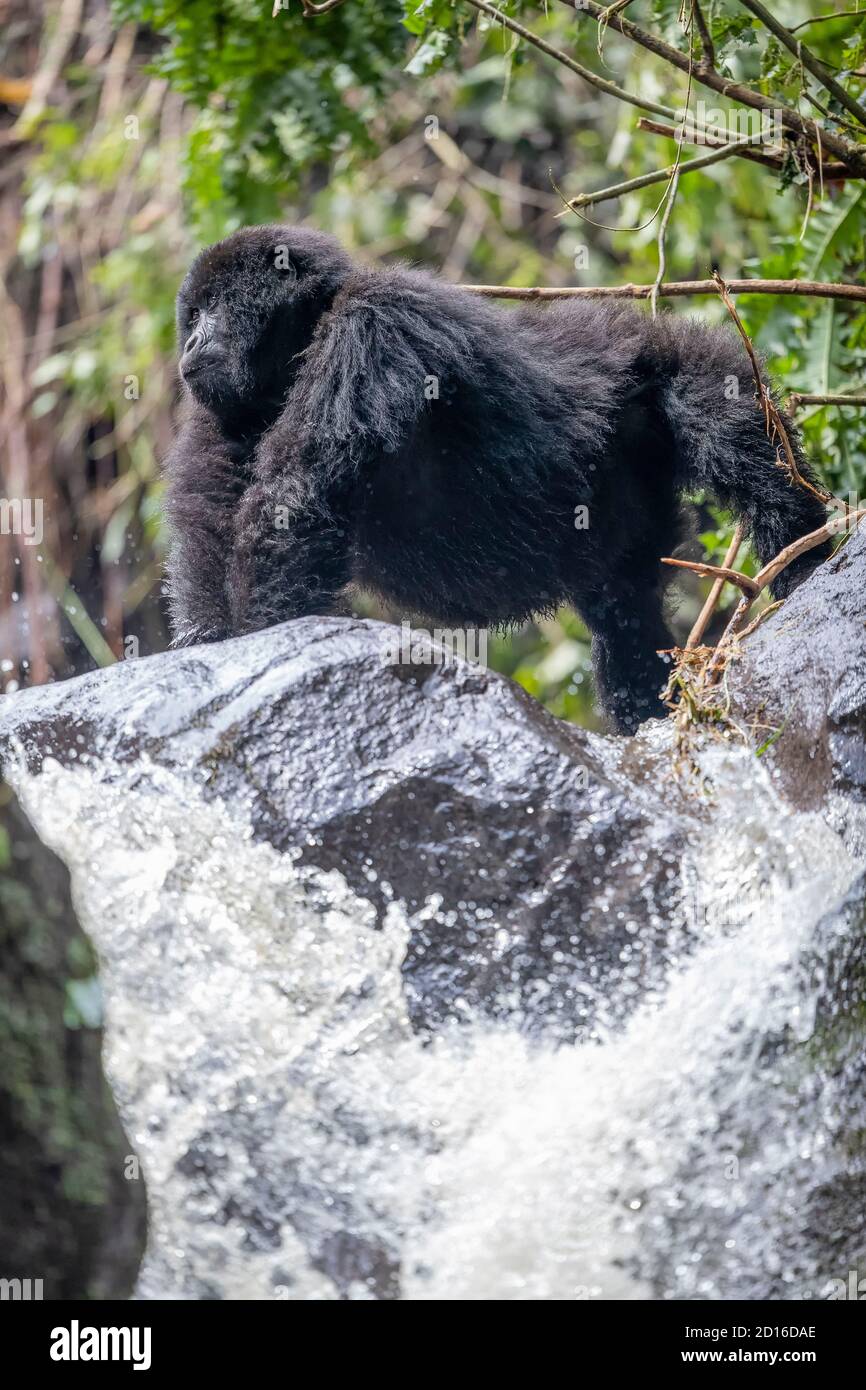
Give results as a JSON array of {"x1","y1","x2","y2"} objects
[
  {"x1": 558, "y1": 0, "x2": 866, "y2": 176},
  {"x1": 463, "y1": 278, "x2": 866, "y2": 302},
  {"x1": 791, "y1": 9, "x2": 866, "y2": 31},
  {"x1": 692, "y1": 0, "x2": 716, "y2": 69},
  {"x1": 737, "y1": 0, "x2": 866, "y2": 130},
  {"x1": 636, "y1": 116, "x2": 851, "y2": 179},
  {"x1": 557, "y1": 133, "x2": 774, "y2": 212},
  {"x1": 787, "y1": 391, "x2": 866, "y2": 409},
  {"x1": 663, "y1": 555, "x2": 759, "y2": 598}
]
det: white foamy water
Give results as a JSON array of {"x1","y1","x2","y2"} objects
[{"x1": 9, "y1": 741, "x2": 864, "y2": 1301}]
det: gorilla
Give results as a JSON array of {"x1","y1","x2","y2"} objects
[{"x1": 164, "y1": 224, "x2": 829, "y2": 732}]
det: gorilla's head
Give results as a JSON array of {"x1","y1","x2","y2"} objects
[{"x1": 176, "y1": 225, "x2": 352, "y2": 430}]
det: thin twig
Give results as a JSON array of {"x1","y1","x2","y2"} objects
[
  {"x1": 554, "y1": 3, "x2": 699, "y2": 234},
  {"x1": 667, "y1": 509, "x2": 866, "y2": 685},
  {"x1": 711, "y1": 511, "x2": 866, "y2": 680},
  {"x1": 664, "y1": 555, "x2": 759, "y2": 596},
  {"x1": 596, "y1": 0, "x2": 636, "y2": 60},
  {"x1": 791, "y1": 8, "x2": 865, "y2": 30},
  {"x1": 686, "y1": 521, "x2": 746, "y2": 648},
  {"x1": 635, "y1": 116, "x2": 852, "y2": 177},
  {"x1": 712, "y1": 269, "x2": 834, "y2": 504},
  {"x1": 556, "y1": 133, "x2": 766, "y2": 213}
]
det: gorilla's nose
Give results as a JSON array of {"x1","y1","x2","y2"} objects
[{"x1": 180, "y1": 325, "x2": 209, "y2": 377}]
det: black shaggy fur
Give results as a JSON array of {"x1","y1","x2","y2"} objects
[{"x1": 164, "y1": 224, "x2": 830, "y2": 733}]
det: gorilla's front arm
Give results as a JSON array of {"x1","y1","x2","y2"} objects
[
  {"x1": 163, "y1": 403, "x2": 250, "y2": 646},
  {"x1": 227, "y1": 274, "x2": 471, "y2": 634}
]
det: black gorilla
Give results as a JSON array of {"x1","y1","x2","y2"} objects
[{"x1": 164, "y1": 225, "x2": 829, "y2": 732}]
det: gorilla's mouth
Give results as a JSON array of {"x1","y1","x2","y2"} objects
[{"x1": 180, "y1": 359, "x2": 209, "y2": 379}]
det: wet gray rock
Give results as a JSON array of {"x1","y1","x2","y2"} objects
[
  {"x1": 0, "y1": 619, "x2": 691, "y2": 1037},
  {"x1": 0, "y1": 534, "x2": 862, "y2": 1302},
  {"x1": 0, "y1": 784, "x2": 146, "y2": 1299},
  {"x1": 729, "y1": 521, "x2": 866, "y2": 820}
]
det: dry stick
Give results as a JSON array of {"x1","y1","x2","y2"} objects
[
  {"x1": 464, "y1": 278, "x2": 866, "y2": 302},
  {"x1": 665, "y1": 509, "x2": 866, "y2": 684},
  {"x1": 685, "y1": 521, "x2": 747, "y2": 649},
  {"x1": 711, "y1": 270, "x2": 834, "y2": 505},
  {"x1": 788, "y1": 391, "x2": 866, "y2": 408},
  {"x1": 666, "y1": 553, "x2": 758, "y2": 597},
  {"x1": 556, "y1": 0, "x2": 866, "y2": 176},
  {"x1": 556, "y1": 133, "x2": 766, "y2": 213},
  {"x1": 737, "y1": 0, "x2": 866, "y2": 130},
  {"x1": 463, "y1": 0, "x2": 681, "y2": 121},
  {"x1": 635, "y1": 116, "x2": 850, "y2": 177}
]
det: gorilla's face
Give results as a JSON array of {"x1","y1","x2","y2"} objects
[{"x1": 176, "y1": 225, "x2": 351, "y2": 432}]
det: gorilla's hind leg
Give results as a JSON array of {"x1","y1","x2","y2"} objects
[{"x1": 579, "y1": 576, "x2": 673, "y2": 735}]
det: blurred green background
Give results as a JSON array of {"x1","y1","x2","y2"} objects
[{"x1": 0, "y1": 0, "x2": 864, "y2": 726}]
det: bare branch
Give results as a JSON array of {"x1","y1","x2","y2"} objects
[
  {"x1": 635, "y1": 116, "x2": 852, "y2": 178},
  {"x1": 665, "y1": 510, "x2": 866, "y2": 689},
  {"x1": 788, "y1": 391, "x2": 866, "y2": 409},
  {"x1": 662, "y1": 555, "x2": 759, "y2": 597},
  {"x1": 556, "y1": 133, "x2": 770, "y2": 213},
  {"x1": 791, "y1": 8, "x2": 866, "y2": 31},
  {"x1": 463, "y1": 278, "x2": 866, "y2": 303}
]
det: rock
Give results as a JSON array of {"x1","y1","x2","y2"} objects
[
  {"x1": 0, "y1": 783, "x2": 146, "y2": 1299},
  {"x1": 0, "y1": 619, "x2": 691, "y2": 1037},
  {"x1": 729, "y1": 521, "x2": 866, "y2": 827},
  {"x1": 0, "y1": 565, "x2": 862, "y2": 1301}
]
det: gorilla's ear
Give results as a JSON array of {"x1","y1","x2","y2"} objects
[{"x1": 271, "y1": 242, "x2": 298, "y2": 285}]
